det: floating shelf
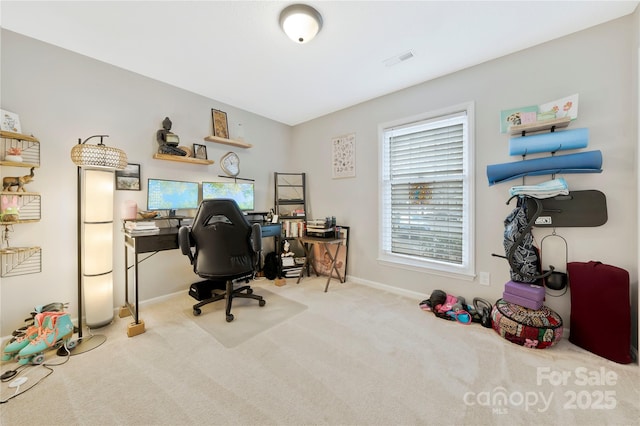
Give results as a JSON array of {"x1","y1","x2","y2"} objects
[
  {"x1": 0, "y1": 246, "x2": 42, "y2": 277},
  {"x1": 1, "y1": 130, "x2": 40, "y2": 167},
  {"x1": 0, "y1": 191, "x2": 41, "y2": 223},
  {"x1": 0, "y1": 131, "x2": 39, "y2": 143},
  {"x1": 509, "y1": 117, "x2": 571, "y2": 136},
  {"x1": 153, "y1": 153, "x2": 214, "y2": 165},
  {"x1": 0, "y1": 160, "x2": 39, "y2": 168},
  {"x1": 203, "y1": 135, "x2": 252, "y2": 148}
]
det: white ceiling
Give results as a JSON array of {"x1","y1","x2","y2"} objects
[{"x1": 1, "y1": 1, "x2": 638, "y2": 126}]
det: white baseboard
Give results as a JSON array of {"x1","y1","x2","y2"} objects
[{"x1": 347, "y1": 275, "x2": 429, "y2": 301}]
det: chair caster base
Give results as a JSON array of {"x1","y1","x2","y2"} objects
[
  {"x1": 259, "y1": 299, "x2": 266, "y2": 307},
  {"x1": 226, "y1": 314, "x2": 234, "y2": 322}
]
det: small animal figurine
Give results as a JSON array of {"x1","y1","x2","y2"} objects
[
  {"x1": 1, "y1": 195, "x2": 19, "y2": 222},
  {"x1": 2, "y1": 167, "x2": 35, "y2": 192}
]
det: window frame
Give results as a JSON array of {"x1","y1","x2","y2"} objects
[{"x1": 378, "y1": 102, "x2": 475, "y2": 280}]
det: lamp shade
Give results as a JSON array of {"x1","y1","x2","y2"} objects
[
  {"x1": 81, "y1": 169, "x2": 116, "y2": 328},
  {"x1": 83, "y1": 273, "x2": 114, "y2": 328},
  {"x1": 279, "y1": 4, "x2": 323, "y2": 44},
  {"x1": 71, "y1": 137, "x2": 127, "y2": 170}
]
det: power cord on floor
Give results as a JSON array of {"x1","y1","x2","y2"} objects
[
  {"x1": 0, "y1": 338, "x2": 74, "y2": 403},
  {"x1": 0, "y1": 364, "x2": 54, "y2": 404}
]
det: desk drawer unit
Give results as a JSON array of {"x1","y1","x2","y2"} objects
[
  {"x1": 260, "y1": 223, "x2": 282, "y2": 238},
  {"x1": 126, "y1": 232, "x2": 179, "y2": 253}
]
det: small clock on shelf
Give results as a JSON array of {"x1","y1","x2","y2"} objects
[{"x1": 220, "y1": 151, "x2": 240, "y2": 177}]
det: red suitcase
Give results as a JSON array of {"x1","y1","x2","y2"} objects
[{"x1": 567, "y1": 261, "x2": 632, "y2": 364}]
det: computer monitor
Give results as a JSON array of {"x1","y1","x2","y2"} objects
[
  {"x1": 202, "y1": 181, "x2": 255, "y2": 211},
  {"x1": 147, "y1": 178, "x2": 199, "y2": 216}
]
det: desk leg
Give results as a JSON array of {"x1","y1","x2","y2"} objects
[
  {"x1": 120, "y1": 244, "x2": 131, "y2": 319},
  {"x1": 297, "y1": 242, "x2": 312, "y2": 284},
  {"x1": 296, "y1": 241, "x2": 320, "y2": 284},
  {"x1": 122, "y1": 243, "x2": 145, "y2": 337},
  {"x1": 322, "y1": 242, "x2": 344, "y2": 292}
]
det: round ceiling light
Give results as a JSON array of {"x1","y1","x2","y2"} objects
[{"x1": 279, "y1": 4, "x2": 323, "y2": 44}]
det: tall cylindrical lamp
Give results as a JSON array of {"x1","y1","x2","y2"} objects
[
  {"x1": 68, "y1": 135, "x2": 127, "y2": 354},
  {"x1": 82, "y1": 170, "x2": 115, "y2": 327}
]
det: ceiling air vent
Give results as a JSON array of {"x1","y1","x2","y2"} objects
[{"x1": 383, "y1": 50, "x2": 415, "y2": 67}]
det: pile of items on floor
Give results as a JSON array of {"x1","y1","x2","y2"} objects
[
  {"x1": 2, "y1": 302, "x2": 74, "y2": 366},
  {"x1": 419, "y1": 176, "x2": 633, "y2": 363},
  {"x1": 1, "y1": 302, "x2": 76, "y2": 402}
]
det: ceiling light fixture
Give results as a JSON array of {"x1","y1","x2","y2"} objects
[{"x1": 279, "y1": 4, "x2": 323, "y2": 44}]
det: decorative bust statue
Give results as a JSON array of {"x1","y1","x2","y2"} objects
[{"x1": 156, "y1": 117, "x2": 186, "y2": 156}]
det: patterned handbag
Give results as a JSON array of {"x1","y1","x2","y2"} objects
[{"x1": 503, "y1": 197, "x2": 541, "y2": 283}]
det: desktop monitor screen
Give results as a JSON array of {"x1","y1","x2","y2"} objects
[
  {"x1": 202, "y1": 181, "x2": 255, "y2": 211},
  {"x1": 147, "y1": 178, "x2": 199, "y2": 213}
]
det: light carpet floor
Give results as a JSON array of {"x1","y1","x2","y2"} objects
[
  {"x1": 182, "y1": 288, "x2": 307, "y2": 348},
  {"x1": 1, "y1": 276, "x2": 638, "y2": 425}
]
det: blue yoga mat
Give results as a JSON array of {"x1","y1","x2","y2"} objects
[
  {"x1": 509, "y1": 128, "x2": 589, "y2": 156},
  {"x1": 486, "y1": 150, "x2": 602, "y2": 186}
]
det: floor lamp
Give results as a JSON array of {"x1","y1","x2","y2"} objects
[{"x1": 65, "y1": 135, "x2": 127, "y2": 355}]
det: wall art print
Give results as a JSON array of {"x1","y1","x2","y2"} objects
[
  {"x1": 115, "y1": 163, "x2": 141, "y2": 191},
  {"x1": 332, "y1": 133, "x2": 356, "y2": 179}
]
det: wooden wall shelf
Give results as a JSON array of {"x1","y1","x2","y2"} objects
[
  {"x1": 0, "y1": 246, "x2": 42, "y2": 277},
  {"x1": 203, "y1": 135, "x2": 252, "y2": 148},
  {"x1": 153, "y1": 153, "x2": 214, "y2": 165},
  {"x1": 0, "y1": 130, "x2": 39, "y2": 143},
  {"x1": 509, "y1": 117, "x2": 571, "y2": 136},
  {"x1": 0, "y1": 161, "x2": 39, "y2": 168}
]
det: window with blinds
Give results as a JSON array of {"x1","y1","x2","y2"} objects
[{"x1": 380, "y1": 104, "x2": 474, "y2": 278}]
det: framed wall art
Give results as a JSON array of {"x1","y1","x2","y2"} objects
[
  {"x1": 115, "y1": 163, "x2": 141, "y2": 190},
  {"x1": 193, "y1": 143, "x2": 208, "y2": 160},
  {"x1": 0, "y1": 109, "x2": 21, "y2": 133},
  {"x1": 332, "y1": 133, "x2": 356, "y2": 178},
  {"x1": 211, "y1": 109, "x2": 229, "y2": 139}
]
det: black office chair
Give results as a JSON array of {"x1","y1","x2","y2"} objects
[{"x1": 179, "y1": 199, "x2": 266, "y2": 322}]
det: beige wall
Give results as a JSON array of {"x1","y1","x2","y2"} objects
[
  {"x1": 0, "y1": 30, "x2": 292, "y2": 335},
  {"x1": 293, "y1": 15, "x2": 638, "y2": 350},
  {"x1": 1, "y1": 12, "x2": 639, "y2": 356}
]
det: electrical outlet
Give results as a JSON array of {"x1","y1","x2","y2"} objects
[{"x1": 479, "y1": 272, "x2": 490, "y2": 286}]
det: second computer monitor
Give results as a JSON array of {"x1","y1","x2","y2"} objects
[{"x1": 202, "y1": 181, "x2": 255, "y2": 211}]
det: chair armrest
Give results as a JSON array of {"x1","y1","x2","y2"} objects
[
  {"x1": 250, "y1": 223, "x2": 262, "y2": 254},
  {"x1": 178, "y1": 226, "x2": 194, "y2": 261}
]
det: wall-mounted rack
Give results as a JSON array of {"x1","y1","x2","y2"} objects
[
  {"x1": 525, "y1": 190, "x2": 608, "y2": 228},
  {"x1": 1, "y1": 130, "x2": 42, "y2": 277},
  {"x1": 509, "y1": 116, "x2": 571, "y2": 136},
  {"x1": 0, "y1": 246, "x2": 42, "y2": 277}
]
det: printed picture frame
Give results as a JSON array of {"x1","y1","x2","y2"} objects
[
  {"x1": 115, "y1": 163, "x2": 141, "y2": 191},
  {"x1": 0, "y1": 109, "x2": 21, "y2": 133},
  {"x1": 212, "y1": 109, "x2": 229, "y2": 139},
  {"x1": 193, "y1": 143, "x2": 208, "y2": 160},
  {"x1": 332, "y1": 133, "x2": 356, "y2": 178}
]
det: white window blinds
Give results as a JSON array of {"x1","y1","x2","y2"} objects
[{"x1": 381, "y1": 109, "x2": 472, "y2": 276}]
